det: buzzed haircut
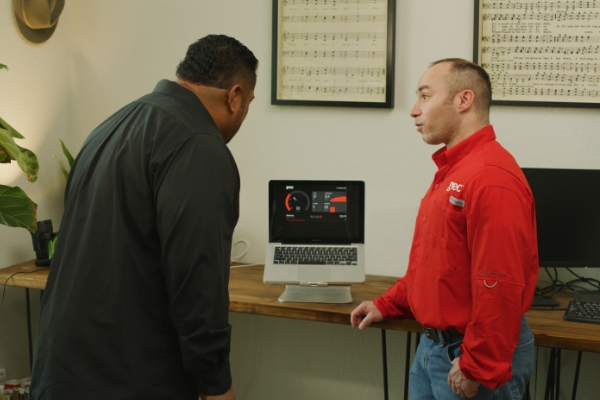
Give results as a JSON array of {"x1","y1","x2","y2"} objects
[
  {"x1": 431, "y1": 58, "x2": 492, "y2": 122},
  {"x1": 176, "y1": 34, "x2": 258, "y2": 89}
]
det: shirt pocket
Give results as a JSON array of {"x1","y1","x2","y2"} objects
[
  {"x1": 423, "y1": 200, "x2": 470, "y2": 276},
  {"x1": 426, "y1": 199, "x2": 467, "y2": 243}
]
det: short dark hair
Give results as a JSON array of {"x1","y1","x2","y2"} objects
[
  {"x1": 176, "y1": 34, "x2": 258, "y2": 89},
  {"x1": 430, "y1": 58, "x2": 491, "y2": 122}
]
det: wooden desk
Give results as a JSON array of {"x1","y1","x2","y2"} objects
[
  {"x1": 4, "y1": 261, "x2": 600, "y2": 400},
  {"x1": 2, "y1": 260, "x2": 600, "y2": 353}
]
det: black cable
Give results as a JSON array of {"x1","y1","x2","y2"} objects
[
  {"x1": 565, "y1": 268, "x2": 600, "y2": 290},
  {"x1": 0, "y1": 270, "x2": 41, "y2": 313}
]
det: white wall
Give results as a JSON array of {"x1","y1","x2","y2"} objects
[
  {"x1": 0, "y1": 0, "x2": 70, "y2": 382},
  {"x1": 1, "y1": 1, "x2": 599, "y2": 399}
]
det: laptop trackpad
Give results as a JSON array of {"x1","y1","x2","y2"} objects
[{"x1": 297, "y1": 267, "x2": 331, "y2": 282}]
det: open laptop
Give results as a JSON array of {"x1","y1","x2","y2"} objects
[{"x1": 263, "y1": 180, "x2": 365, "y2": 303}]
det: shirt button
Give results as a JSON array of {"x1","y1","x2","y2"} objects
[
  {"x1": 423, "y1": 217, "x2": 427, "y2": 222},
  {"x1": 434, "y1": 184, "x2": 439, "y2": 189}
]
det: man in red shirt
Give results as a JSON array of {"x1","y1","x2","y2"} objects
[{"x1": 351, "y1": 59, "x2": 538, "y2": 399}]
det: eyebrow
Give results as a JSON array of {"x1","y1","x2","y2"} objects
[{"x1": 416, "y1": 84, "x2": 430, "y2": 94}]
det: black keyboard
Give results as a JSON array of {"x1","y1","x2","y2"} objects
[
  {"x1": 564, "y1": 300, "x2": 600, "y2": 324},
  {"x1": 273, "y1": 246, "x2": 358, "y2": 265}
]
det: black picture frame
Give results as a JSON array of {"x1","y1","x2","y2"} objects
[
  {"x1": 474, "y1": 0, "x2": 600, "y2": 108},
  {"x1": 271, "y1": 0, "x2": 396, "y2": 108}
]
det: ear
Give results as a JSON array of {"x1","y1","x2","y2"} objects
[
  {"x1": 455, "y1": 89, "x2": 475, "y2": 113},
  {"x1": 226, "y1": 84, "x2": 243, "y2": 114}
]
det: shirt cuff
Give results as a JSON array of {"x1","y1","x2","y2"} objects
[
  {"x1": 373, "y1": 297, "x2": 391, "y2": 319},
  {"x1": 198, "y1": 360, "x2": 232, "y2": 396}
]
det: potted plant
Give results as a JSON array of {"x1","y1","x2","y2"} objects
[{"x1": 0, "y1": 63, "x2": 40, "y2": 233}]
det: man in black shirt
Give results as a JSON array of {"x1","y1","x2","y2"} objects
[{"x1": 31, "y1": 35, "x2": 257, "y2": 400}]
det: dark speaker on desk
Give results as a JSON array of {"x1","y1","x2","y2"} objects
[{"x1": 31, "y1": 219, "x2": 57, "y2": 267}]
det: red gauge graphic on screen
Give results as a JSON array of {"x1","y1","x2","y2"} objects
[
  {"x1": 328, "y1": 195, "x2": 346, "y2": 213},
  {"x1": 285, "y1": 191, "x2": 311, "y2": 212},
  {"x1": 312, "y1": 191, "x2": 347, "y2": 213}
]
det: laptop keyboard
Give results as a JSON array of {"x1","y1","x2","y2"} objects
[{"x1": 273, "y1": 246, "x2": 358, "y2": 265}]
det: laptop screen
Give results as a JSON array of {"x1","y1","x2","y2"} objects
[{"x1": 269, "y1": 180, "x2": 365, "y2": 244}]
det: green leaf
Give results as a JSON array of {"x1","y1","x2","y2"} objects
[
  {"x1": 48, "y1": 235, "x2": 58, "y2": 259},
  {"x1": 60, "y1": 139, "x2": 75, "y2": 168},
  {"x1": 0, "y1": 64, "x2": 7, "y2": 71},
  {"x1": 53, "y1": 154, "x2": 69, "y2": 180},
  {"x1": 0, "y1": 116, "x2": 39, "y2": 182},
  {"x1": 0, "y1": 185, "x2": 37, "y2": 232}
]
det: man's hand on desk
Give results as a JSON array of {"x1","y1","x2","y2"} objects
[
  {"x1": 201, "y1": 387, "x2": 235, "y2": 400},
  {"x1": 351, "y1": 301, "x2": 384, "y2": 329}
]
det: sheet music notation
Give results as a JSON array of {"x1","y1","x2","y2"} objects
[
  {"x1": 482, "y1": 1, "x2": 598, "y2": 12},
  {"x1": 481, "y1": 34, "x2": 600, "y2": 43},
  {"x1": 479, "y1": 0, "x2": 600, "y2": 103},
  {"x1": 281, "y1": 85, "x2": 386, "y2": 95},
  {"x1": 490, "y1": 71, "x2": 600, "y2": 84},
  {"x1": 283, "y1": 0, "x2": 386, "y2": 5},
  {"x1": 282, "y1": 31, "x2": 386, "y2": 42},
  {"x1": 276, "y1": 0, "x2": 389, "y2": 103},
  {"x1": 282, "y1": 66, "x2": 386, "y2": 77},
  {"x1": 483, "y1": 12, "x2": 600, "y2": 21},
  {"x1": 283, "y1": 14, "x2": 386, "y2": 23},
  {"x1": 482, "y1": 45, "x2": 600, "y2": 55},
  {"x1": 282, "y1": 50, "x2": 385, "y2": 58}
]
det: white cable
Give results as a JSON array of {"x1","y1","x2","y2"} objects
[{"x1": 230, "y1": 239, "x2": 249, "y2": 262}]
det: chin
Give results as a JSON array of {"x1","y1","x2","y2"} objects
[{"x1": 421, "y1": 134, "x2": 442, "y2": 146}]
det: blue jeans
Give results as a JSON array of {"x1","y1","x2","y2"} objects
[{"x1": 409, "y1": 316, "x2": 534, "y2": 400}]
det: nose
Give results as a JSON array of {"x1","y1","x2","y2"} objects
[{"x1": 409, "y1": 101, "x2": 421, "y2": 118}]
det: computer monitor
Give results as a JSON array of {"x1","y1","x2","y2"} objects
[{"x1": 522, "y1": 168, "x2": 600, "y2": 269}]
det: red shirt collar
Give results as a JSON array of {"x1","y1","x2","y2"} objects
[{"x1": 431, "y1": 125, "x2": 496, "y2": 170}]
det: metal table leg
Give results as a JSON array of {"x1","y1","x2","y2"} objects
[
  {"x1": 382, "y1": 329, "x2": 388, "y2": 400},
  {"x1": 26, "y1": 288, "x2": 33, "y2": 373},
  {"x1": 404, "y1": 332, "x2": 412, "y2": 400}
]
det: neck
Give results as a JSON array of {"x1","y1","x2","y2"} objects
[
  {"x1": 175, "y1": 78, "x2": 229, "y2": 132},
  {"x1": 446, "y1": 116, "x2": 488, "y2": 149}
]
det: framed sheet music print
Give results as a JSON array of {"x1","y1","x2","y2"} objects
[
  {"x1": 271, "y1": 0, "x2": 396, "y2": 108},
  {"x1": 474, "y1": 0, "x2": 600, "y2": 108}
]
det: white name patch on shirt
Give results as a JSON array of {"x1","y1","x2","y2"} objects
[{"x1": 449, "y1": 196, "x2": 465, "y2": 208}]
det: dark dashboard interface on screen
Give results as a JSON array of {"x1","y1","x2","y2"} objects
[
  {"x1": 522, "y1": 168, "x2": 600, "y2": 268},
  {"x1": 269, "y1": 180, "x2": 364, "y2": 244}
]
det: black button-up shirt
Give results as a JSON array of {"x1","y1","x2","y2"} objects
[{"x1": 31, "y1": 80, "x2": 239, "y2": 399}]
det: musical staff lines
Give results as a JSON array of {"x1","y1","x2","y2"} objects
[
  {"x1": 283, "y1": 14, "x2": 386, "y2": 23},
  {"x1": 482, "y1": 45, "x2": 600, "y2": 56},
  {"x1": 283, "y1": 31, "x2": 386, "y2": 42},
  {"x1": 282, "y1": 65, "x2": 386, "y2": 77},
  {"x1": 496, "y1": 86, "x2": 599, "y2": 98},
  {"x1": 284, "y1": 0, "x2": 386, "y2": 5},
  {"x1": 483, "y1": 61, "x2": 599, "y2": 72},
  {"x1": 490, "y1": 71, "x2": 600, "y2": 84},
  {"x1": 481, "y1": 34, "x2": 600, "y2": 44},
  {"x1": 282, "y1": 50, "x2": 385, "y2": 58},
  {"x1": 482, "y1": 1, "x2": 598, "y2": 12},
  {"x1": 281, "y1": 85, "x2": 386, "y2": 95},
  {"x1": 483, "y1": 12, "x2": 600, "y2": 21}
]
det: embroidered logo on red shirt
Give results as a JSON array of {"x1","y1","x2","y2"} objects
[{"x1": 446, "y1": 182, "x2": 464, "y2": 192}]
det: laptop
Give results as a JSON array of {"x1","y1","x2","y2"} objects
[{"x1": 263, "y1": 180, "x2": 365, "y2": 302}]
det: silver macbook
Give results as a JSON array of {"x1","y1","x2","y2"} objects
[{"x1": 263, "y1": 180, "x2": 365, "y2": 299}]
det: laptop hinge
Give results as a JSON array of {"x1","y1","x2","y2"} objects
[{"x1": 300, "y1": 282, "x2": 329, "y2": 287}]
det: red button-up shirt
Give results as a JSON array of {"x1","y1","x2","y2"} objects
[{"x1": 374, "y1": 125, "x2": 539, "y2": 389}]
